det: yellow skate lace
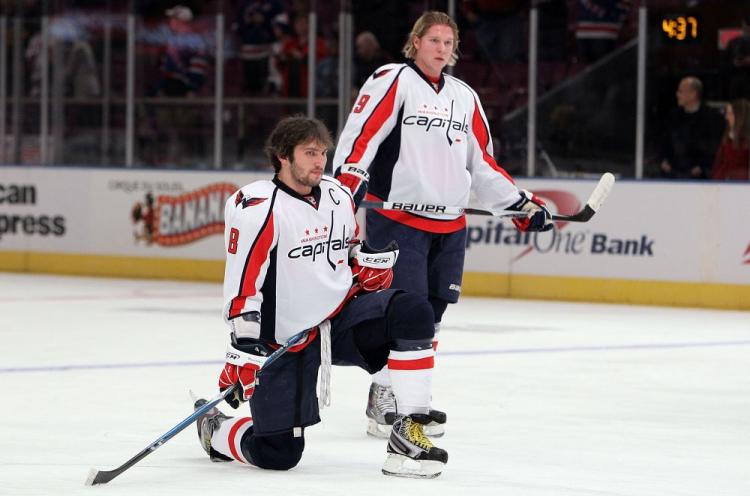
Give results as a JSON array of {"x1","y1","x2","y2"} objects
[{"x1": 405, "y1": 418, "x2": 433, "y2": 450}]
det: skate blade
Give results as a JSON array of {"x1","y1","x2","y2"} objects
[
  {"x1": 381, "y1": 453, "x2": 444, "y2": 479},
  {"x1": 424, "y1": 422, "x2": 445, "y2": 438},
  {"x1": 366, "y1": 419, "x2": 392, "y2": 439}
]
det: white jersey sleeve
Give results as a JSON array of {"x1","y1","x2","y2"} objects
[
  {"x1": 463, "y1": 87, "x2": 523, "y2": 210},
  {"x1": 222, "y1": 182, "x2": 278, "y2": 322},
  {"x1": 333, "y1": 63, "x2": 406, "y2": 173}
]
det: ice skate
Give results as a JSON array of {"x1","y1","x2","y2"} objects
[
  {"x1": 382, "y1": 414, "x2": 448, "y2": 478},
  {"x1": 366, "y1": 383, "x2": 447, "y2": 438},
  {"x1": 194, "y1": 398, "x2": 233, "y2": 462},
  {"x1": 366, "y1": 383, "x2": 398, "y2": 438},
  {"x1": 423, "y1": 408, "x2": 446, "y2": 438}
]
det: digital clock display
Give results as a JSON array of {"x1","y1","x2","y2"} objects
[{"x1": 661, "y1": 15, "x2": 699, "y2": 41}]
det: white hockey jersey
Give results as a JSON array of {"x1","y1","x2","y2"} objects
[
  {"x1": 333, "y1": 60, "x2": 522, "y2": 233},
  {"x1": 223, "y1": 176, "x2": 357, "y2": 344}
]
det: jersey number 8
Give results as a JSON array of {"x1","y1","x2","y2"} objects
[{"x1": 228, "y1": 228, "x2": 239, "y2": 254}]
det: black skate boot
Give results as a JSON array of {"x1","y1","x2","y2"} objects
[
  {"x1": 382, "y1": 414, "x2": 448, "y2": 478},
  {"x1": 194, "y1": 398, "x2": 233, "y2": 462},
  {"x1": 423, "y1": 408, "x2": 447, "y2": 437}
]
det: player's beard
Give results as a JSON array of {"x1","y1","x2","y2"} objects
[{"x1": 290, "y1": 159, "x2": 322, "y2": 188}]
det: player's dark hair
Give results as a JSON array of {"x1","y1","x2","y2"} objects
[{"x1": 264, "y1": 115, "x2": 333, "y2": 173}]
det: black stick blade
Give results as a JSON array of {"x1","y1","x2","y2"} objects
[{"x1": 86, "y1": 467, "x2": 119, "y2": 485}]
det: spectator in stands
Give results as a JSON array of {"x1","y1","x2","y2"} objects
[
  {"x1": 723, "y1": 13, "x2": 750, "y2": 99},
  {"x1": 25, "y1": 24, "x2": 100, "y2": 98},
  {"x1": 234, "y1": 0, "x2": 288, "y2": 94},
  {"x1": 574, "y1": 0, "x2": 632, "y2": 64},
  {"x1": 659, "y1": 77, "x2": 725, "y2": 179},
  {"x1": 24, "y1": 13, "x2": 102, "y2": 165},
  {"x1": 152, "y1": 5, "x2": 210, "y2": 166},
  {"x1": 314, "y1": 35, "x2": 339, "y2": 137},
  {"x1": 276, "y1": 15, "x2": 327, "y2": 97},
  {"x1": 156, "y1": 5, "x2": 208, "y2": 98},
  {"x1": 711, "y1": 99, "x2": 750, "y2": 181},
  {"x1": 351, "y1": 0, "x2": 410, "y2": 62},
  {"x1": 267, "y1": 17, "x2": 292, "y2": 94},
  {"x1": 316, "y1": 35, "x2": 338, "y2": 98},
  {"x1": 462, "y1": 0, "x2": 525, "y2": 63},
  {"x1": 353, "y1": 31, "x2": 393, "y2": 92}
]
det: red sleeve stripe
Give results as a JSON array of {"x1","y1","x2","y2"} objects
[
  {"x1": 388, "y1": 356, "x2": 435, "y2": 370},
  {"x1": 229, "y1": 211, "x2": 275, "y2": 318},
  {"x1": 345, "y1": 77, "x2": 401, "y2": 164},
  {"x1": 472, "y1": 99, "x2": 515, "y2": 184},
  {"x1": 228, "y1": 417, "x2": 253, "y2": 463}
]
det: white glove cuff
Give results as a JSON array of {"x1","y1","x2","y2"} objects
[
  {"x1": 354, "y1": 247, "x2": 399, "y2": 269},
  {"x1": 518, "y1": 189, "x2": 541, "y2": 213},
  {"x1": 229, "y1": 314, "x2": 261, "y2": 340},
  {"x1": 225, "y1": 342, "x2": 268, "y2": 367}
]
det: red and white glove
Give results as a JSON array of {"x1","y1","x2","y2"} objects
[
  {"x1": 350, "y1": 240, "x2": 399, "y2": 292},
  {"x1": 218, "y1": 341, "x2": 268, "y2": 408},
  {"x1": 509, "y1": 189, "x2": 554, "y2": 232},
  {"x1": 334, "y1": 164, "x2": 369, "y2": 206}
]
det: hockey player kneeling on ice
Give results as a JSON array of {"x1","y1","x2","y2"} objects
[{"x1": 193, "y1": 115, "x2": 447, "y2": 478}]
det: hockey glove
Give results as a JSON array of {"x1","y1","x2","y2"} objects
[
  {"x1": 350, "y1": 240, "x2": 399, "y2": 292},
  {"x1": 509, "y1": 190, "x2": 554, "y2": 232},
  {"x1": 334, "y1": 164, "x2": 370, "y2": 206},
  {"x1": 219, "y1": 339, "x2": 269, "y2": 409}
]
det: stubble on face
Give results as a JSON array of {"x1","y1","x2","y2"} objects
[{"x1": 290, "y1": 158, "x2": 322, "y2": 188}]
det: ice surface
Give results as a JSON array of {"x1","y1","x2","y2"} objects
[{"x1": 1, "y1": 274, "x2": 748, "y2": 496}]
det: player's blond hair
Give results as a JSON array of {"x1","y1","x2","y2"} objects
[{"x1": 402, "y1": 11, "x2": 460, "y2": 66}]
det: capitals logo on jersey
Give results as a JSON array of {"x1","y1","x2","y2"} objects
[
  {"x1": 402, "y1": 99, "x2": 468, "y2": 146},
  {"x1": 287, "y1": 213, "x2": 350, "y2": 270}
]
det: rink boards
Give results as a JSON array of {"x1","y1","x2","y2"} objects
[{"x1": 1, "y1": 166, "x2": 748, "y2": 309}]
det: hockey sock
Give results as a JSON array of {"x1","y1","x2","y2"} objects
[
  {"x1": 429, "y1": 298, "x2": 448, "y2": 350},
  {"x1": 211, "y1": 416, "x2": 254, "y2": 463},
  {"x1": 371, "y1": 366, "x2": 391, "y2": 387},
  {"x1": 387, "y1": 347, "x2": 433, "y2": 415}
]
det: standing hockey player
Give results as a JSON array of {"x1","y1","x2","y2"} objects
[
  {"x1": 194, "y1": 115, "x2": 447, "y2": 478},
  {"x1": 333, "y1": 11, "x2": 553, "y2": 438}
]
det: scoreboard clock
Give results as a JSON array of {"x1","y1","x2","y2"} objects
[{"x1": 660, "y1": 15, "x2": 700, "y2": 42}]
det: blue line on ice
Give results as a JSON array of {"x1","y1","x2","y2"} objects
[{"x1": 3, "y1": 339, "x2": 750, "y2": 374}]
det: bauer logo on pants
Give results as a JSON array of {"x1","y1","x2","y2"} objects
[{"x1": 131, "y1": 183, "x2": 237, "y2": 246}]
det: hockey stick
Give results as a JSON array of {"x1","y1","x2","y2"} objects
[
  {"x1": 360, "y1": 172, "x2": 615, "y2": 223},
  {"x1": 85, "y1": 328, "x2": 311, "y2": 486}
]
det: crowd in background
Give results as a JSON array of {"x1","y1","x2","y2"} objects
[{"x1": 0, "y1": 0, "x2": 748, "y2": 180}]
